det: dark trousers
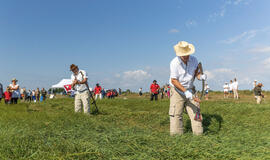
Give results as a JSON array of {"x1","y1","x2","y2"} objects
[
  {"x1": 150, "y1": 93, "x2": 158, "y2": 101},
  {"x1": 5, "y1": 99, "x2": 10, "y2": 104},
  {"x1": 11, "y1": 98, "x2": 18, "y2": 104}
]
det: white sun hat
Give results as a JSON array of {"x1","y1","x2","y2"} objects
[{"x1": 174, "y1": 41, "x2": 195, "y2": 56}]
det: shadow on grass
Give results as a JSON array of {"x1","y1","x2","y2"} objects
[{"x1": 185, "y1": 114, "x2": 223, "y2": 134}]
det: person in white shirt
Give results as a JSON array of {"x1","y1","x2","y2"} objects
[
  {"x1": 204, "y1": 83, "x2": 210, "y2": 100},
  {"x1": 70, "y1": 64, "x2": 90, "y2": 114},
  {"x1": 139, "y1": 88, "x2": 142, "y2": 96},
  {"x1": 169, "y1": 41, "x2": 207, "y2": 136},
  {"x1": 9, "y1": 78, "x2": 20, "y2": 104},
  {"x1": 223, "y1": 82, "x2": 229, "y2": 99},
  {"x1": 232, "y1": 78, "x2": 239, "y2": 99}
]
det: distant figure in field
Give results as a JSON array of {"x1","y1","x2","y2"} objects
[
  {"x1": 94, "y1": 83, "x2": 102, "y2": 100},
  {"x1": 101, "y1": 88, "x2": 106, "y2": 98},
  {"x1": 254, "y1": 83, "x2": 264, "y2": 104},
  {"x1": 167, "y1": 85, "x2": 171, "y2": 98},
  {"x1": 35, "y1": 88, "x2": 40, "y2": 102},
  {"x1": 70, "y1": 64, "x2": 90, "y2": 114},
  {"x1": 41, "y1": 88, "x2": 47, "y2": 101},
  {"x1": 26, "y1": 89, "x2": 32, "y2": 102},
  {"x1": 4, "y1": 87, "x2": 12, "y2": 104},
  {"x1": 118, "y1": 88, "x2": 122, "y2": 95},
  {"x1": 169, "y1": 41, "x2": 207, "y2": 136},
  {"x1": 150, "y1": 80, "x2": 160, "y2": 101},
  {"x1": 160, "y1": 87, "x2": 164, "y2": 99},
  {"x1": 9, "y1": 78, "x2": 20, "y2": 104},
  {"x1": 21, "y1": 88, "x2": 27, "y2": 102},
  {"x1": 229, "y1": 80, "x2": 233, "y2": 98},
  {"x1": 223, "y1": 82, "x2": 229, "y2": 99},
  {"x1": 232, "y1": 78, "x2": 239, "y2": 99},
  {"x1": 204, "y1": 83, "x2": 210, "y2": 100},
  {"x1": 32, "y1": 90, "x2": 36, "y2": 102},
  {"x1": 139, "y1": 88, "x2": 143, "y2": 96},
  {"x1": 0, "y1": 83, "x2": 3, "y2": 102}
]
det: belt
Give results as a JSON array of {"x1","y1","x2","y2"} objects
[{"x1": 77, "y1": 89, "x2": 89, "y2": 93}]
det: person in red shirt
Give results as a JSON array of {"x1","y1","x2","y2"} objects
[
  {"x1": 150, "y1": 80, "x2": 160, "y2": 101},
  {"x1": 4, "y1": 87, "x2": 12, "y2": 104},
  {"x1": 94, "y1": 83, "x2": 103, "y2": 100}
]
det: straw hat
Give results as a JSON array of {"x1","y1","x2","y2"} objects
[
  {"x1": 174, "y1": 41, "x2": 195, "y2": 56},
  {"x1": 11, "y1": 78, "x2": 18, "y2": 82}
]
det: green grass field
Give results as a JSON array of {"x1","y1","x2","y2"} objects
[{"x1": 0, "y1": 92, "x2": 270, "y2": 159}]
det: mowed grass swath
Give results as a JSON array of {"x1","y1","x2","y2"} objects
[{"x1": 0, "y1": 91, "x2": 270, "y2": 159}]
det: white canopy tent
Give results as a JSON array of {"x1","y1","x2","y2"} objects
[{"x1": 51, "y1": 79, "x2": 72, "y2": 89}]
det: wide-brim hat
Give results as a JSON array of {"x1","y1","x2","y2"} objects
[
  {"x1": 174, "y1": 41, "x2": 195, "y2": 56},
  {"x1": 11, "y1": 78, "x2": 18, "y2": 82}
]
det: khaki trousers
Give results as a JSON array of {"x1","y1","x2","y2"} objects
[
  {"x1": 233, "y1": 89, "x2": 239, "y2": 99},
  {"x1": 255, "y1": 96, "x2": 262, "y2": 104},
  {"x1": 75, "y1": 90, "x2": 90, "y2": 114},
  {"x1": 169, "y1": 87, "x2": 203, "y2": 136}
]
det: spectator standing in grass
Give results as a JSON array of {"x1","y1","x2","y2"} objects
[
  {"x1": 150, "y1": 80, "x2": 160, "y2": 101},
  {"x1": 169, "y1": 41, "x2": 207, "y2": 136},
  {"x1": 35, "y1": 88, "x2": 40, "y2": 102},
  {"x1": 139, "y1": 88, "x2": 143, "y2": 96},
  {"x1": 101, "y1": 88, "x2": 106, "y2": 98},
  {"x1": 118, "y1": 88, "x2": 122, "y2": 95},
  {"x1": 41, "y1": 88, "x2": 47, "y2": 101},
  {"x1": 223, "y1": 82, "x2": 229, "y2": 99},
  {"x1": 254, "y1": 83, "x2": 264, "y2": 104},
  {"x1": 204, "y1": 83, "x2": 210, "y2": 100},
  {"x1": 229, "y1": 80, "x2": 233, "y2": 98},
  {"x1": 9, "y1": 78, "x2": 20, "y2": 104},
  {"x1": 160, "y1": 87, "x2": 165, "y2": 99},
  {"x1": 0, "y1": 83, "x2": 3, "y2": 102},
  {"x1": 32, "y1": 90, "x2": 36, "y2": 102},
  {"x1": 4, "y1": 87, "x2": 12, "y2": 104},
  {"x1": 167, "y1": 85, "x2": 171, "y2": 98},
  {"x1": 94, "y1": 83, "x2": 102, "y2": 100},
  {"x1": 232, "y1": 78, "x2": 239, "y2": 99},
  {"x1": 70, "y1": 64, "x2": 90, "y2": 114},
  {"x1": 26, "y1": 89, "x2": 32, "y2": 102},
  {"x1": 21, "y1": 88, "x2": 27, "y2": 102}
]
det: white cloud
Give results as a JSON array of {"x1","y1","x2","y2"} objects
[
  {"x1": 205, "y1": 68, "x2": 236, "y2": 80},
  {"x1": 122, "y1": 70, "x2": 151, "y2": 81},
  {"x1": 263, "y1": 57, "x2": 270, "y2": 68},
  {"x1": 220, "y1": 27, "x2": 270, "y2": 44},
  {"x1": 169, "y1": 28, "x2": 180, "y2": 33},
  {"x1": 111, "y1": 69, "x2": 153, "y2": 89},
  {"x1": 220, "y1": 29, "x2": 258, "y2": 44},
  {"x1": 208, "y1": 0, "x2": 252, "y2": 22},
  {"x1": 249, "y1": 46, "x2": 270, "y2": 53}
]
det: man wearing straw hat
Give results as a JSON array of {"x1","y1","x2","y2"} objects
[
  {"x1": 9, "y1": 78, "x2": 20, "y2": 104},
  {"x1": 169, "y1": 41, "x2": 207, "y2": 136},
  {"x1": 70, "y1": 64, "x2": 90, "y2": 114}
]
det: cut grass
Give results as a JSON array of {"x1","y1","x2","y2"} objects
[{"x1": 0, "y1": 92, "x2": 270, "y2": 159}]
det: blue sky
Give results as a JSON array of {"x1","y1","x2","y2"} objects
[{"x1": 1, "y1": 0, "x2": 270, "y2": 91}]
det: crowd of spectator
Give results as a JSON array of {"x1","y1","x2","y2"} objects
[{"x1": 0, "y1": 78, "x2": 47, "y2": 104}]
